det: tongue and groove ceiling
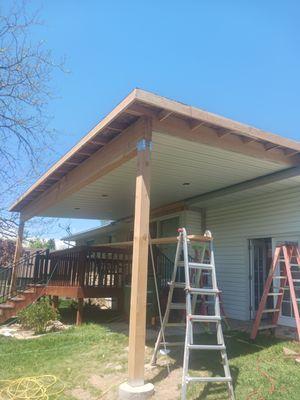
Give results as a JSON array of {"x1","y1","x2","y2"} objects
[{"x1": 41, "y1": 132, "x2": 291, "y2": 220}]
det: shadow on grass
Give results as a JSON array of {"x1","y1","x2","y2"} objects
[
  {"x1": 146, "y1": 331, "x2": 287, "y2": 399},
  {"x1": 58, "y1": 301, "x2": 125, "y2": 325}
]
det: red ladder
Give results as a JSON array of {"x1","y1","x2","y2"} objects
[{"x1": 251, "y1": 242, "x2": 300, "y2": 341}]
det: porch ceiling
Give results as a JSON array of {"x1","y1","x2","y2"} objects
[{"x1": 39, "y1": 132, "x2": 290, "y2": 220}]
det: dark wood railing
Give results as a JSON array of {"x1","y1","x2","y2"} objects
[
  {"x1": 49, "y1": 246, "x2": 132, "y2": 288},
  {"x1": 0, "y1": 244, "x2": 173, "y2": 302}
]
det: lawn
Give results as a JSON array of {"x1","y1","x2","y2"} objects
[{"x1": 0, "y1": 306, "x2": 300, "y2": 399}]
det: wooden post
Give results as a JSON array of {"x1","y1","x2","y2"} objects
[
  {"x1": 128, "y1": 123, "x2": 152, "y2": 387},
  {"x1": 76, "y1": 298, "x2": 84, "y2": 325},
  {"x1": 11, "y1": 216, "x2": 25, "y2": 291},
  {"x1": 52, "y1": 295, "x2": 59, "y2": 311}
]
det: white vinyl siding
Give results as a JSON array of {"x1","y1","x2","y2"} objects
[{"x1": 206, "y1": 186, "x2": 300, "y2": 321}]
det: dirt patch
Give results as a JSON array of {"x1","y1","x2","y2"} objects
[
  {"x1": 70, "y1": 387, "x2": 93, "y2": 400},
  {"x1": 146, "y1": 363, "x2": 182, "y2": 400},
  {"x1": 89, "y1": 373, "x2": 126, "y2": 396}
]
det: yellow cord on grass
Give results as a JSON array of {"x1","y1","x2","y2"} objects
[{"x1": 0, "y1": 375, "x2": 64, "y2": 400}]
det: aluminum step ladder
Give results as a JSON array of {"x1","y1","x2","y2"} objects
[
  {"x1": 251, "y1": 242, "x2": 300, "y2": 341},
  {"x1": 151, "y1": 228, "x2": 235, "y2": 400}
]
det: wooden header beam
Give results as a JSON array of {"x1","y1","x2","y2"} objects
[
  {"x1": 92, "y1": 234, "x2": 212, "y2": 248},
  {"x1": 152, "y1": 117, "x2": 300, "y2": 166},
  {"x1": 20, "y1": 118, "x2": 148, "y2": 221}
]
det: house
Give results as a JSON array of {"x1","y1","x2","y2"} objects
[{"x1": 6, "y1": 88, "x2": 300, "y2": 395}]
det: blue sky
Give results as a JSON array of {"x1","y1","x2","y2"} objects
[{"x1": 24, "y1": 0, "x2": 300, "y2": 238}]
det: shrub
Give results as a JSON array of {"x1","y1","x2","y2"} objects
[{"x1": 18, "y1": 298, "x2": 60, "y2": 334}]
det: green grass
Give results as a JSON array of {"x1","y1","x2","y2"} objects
[
  {"x1": 181, "y1": 332, "x2": 300, "y2": 399},
  {"x1": 0, "y1": 306, "x2": 300, "y2": 399}
]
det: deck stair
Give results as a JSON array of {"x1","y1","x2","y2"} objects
[
  {"x1": 0, "y1": 285, "x2": 45, "y2": 323},
  {"x1": 0, "y1": 249, "x2": 50, "y2": 324},
  {"x1": 251, "y1": 242, "x2": 300, "y2": 341}
]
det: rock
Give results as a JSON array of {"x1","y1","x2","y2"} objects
[{"x1": 46, "y1": 320, "x2": 67, "y2": 332}]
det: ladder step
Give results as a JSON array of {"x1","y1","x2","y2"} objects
[
  {"x1": 160, "y1": 341, "x2": 184, "y2": 347},
  {"x1": 267, "y1": 292, "x2": 283, "y2": 296},
  {"x1": 187, "y1": 287, "x2": 219, "y2": 295},
  {"x1": 168, "y1": 282, "x2": 186, "y2": 289},
  {"x1": 178, "y1": 261, "x2": 213, "y2": 270},
  {"x1": 190, "y1": 315, "x2": 221, "y2": 322},
  {"x1": 262, "y1": 308, "x2": 280, "y2": 314},
  {"x1": 189, "y1": 262, "x2": 213, "y2": 270},
  {"x1": 258, "y1": 324, "x2": 277, "y2": 331},
  {"x1": 170, "y1": 303, "x2": 186, "y2": 310},
  {"x1": 186, "y1": 376, "x2": 232, "y2": 383},
  {"x1": 293, "y1": 279, "x2": 300, "y2": 282},
  {"x1": 273, "y1": 276, "x2": 286, "y2": 279},
  {"x1": 188, "y1": 344, "x2": 226, "y2": 350}
]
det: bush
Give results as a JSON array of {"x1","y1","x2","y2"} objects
[{"x1": 18, "y1": 298, "x2": 60, "y2": 334}]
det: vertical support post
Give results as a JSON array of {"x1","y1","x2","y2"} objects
[
  {"x1": 52, "y1": 295, "x2": 59, "y2": 311},
  {"x1": 127, "y1": 121, "x2": 152, "y2": 387},
  {"x1": 11, "y1": 215, "x2": 25, "y2": 292},
  {"x1": 76, "y1": 298, "x2": 84, "y2": 325}
]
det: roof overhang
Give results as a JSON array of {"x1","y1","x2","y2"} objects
[{"x1": 10, "y1": 89, "x2": 300, "y2": 220}]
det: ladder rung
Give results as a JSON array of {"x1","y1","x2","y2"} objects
[
  {"x1": 188, "y1": 344, "x2": 226, "y2": 350},
  {"x1": 293, "y1": 279, "x2": 300, "y2": 282},
  {"x1": 258, "y1": 324, "x2": 277, "y2": 331},
  {"x1": 168, "y1": 282, "x2": 185, "y2": 289},
  {"x1": 190, "y1": 315, "x2": 221, "y2": 322},
  {"x1": 187, "y1": 287, "x2": 219, "y2": 295},
  {"x1": 262, "y1": 308, "x2": 280, "y2": 314},
  {"x1": 290, "y1": 263, "x2": 300, "y2": 267},
  {"x1": 170, "y1": 303, "x2": 186, "y2": 310},
  {"x1": 160, "y1": 341, "x2": 184, "y2": 347},
  {"x1": 178, "y1": 261, "x2": 213, "y2": 269},
  {"x1": 267, "y1": 292, "x2": 283, "y2": 296},
  {"x1": 186, "y1": 376, "x2": 232, "y2": 383},
  {"x1": 273, "y1": 276, "x2": 286, "y2": 279},
  {"x1": 189, "y1": 262, "x2": 213, "y2": 270}
]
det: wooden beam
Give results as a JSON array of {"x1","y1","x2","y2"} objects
[
  {"x1": 93, "y1": 234, "x2": 212, "y2": 248},
  {"x1": 76, "y1": 298, "x2": 84, "y2": 325},
  {"x1": 185, "y1": 166, "x2": 300, "y2": 206},
  {"x1": 189, "y1": 119, "x2": 205, "y2": 131},
  {"x1": 11, "y1": 217, "x2": 25, "y2": 291},
  {"x1": 135, "y1": 88, "x2": 300, "y2": 153},
  {"x1": 152, "y1": 116, "x2": 300, "y2": 165},
  {"x1": 10, "y1": 89, "x2": 138, "y2": 212},
  {"x1": 125, "y1": 103, "x2": 158, "y2": 119},
  {"x1": 128, "y1": 121, "x2": 152, "y2": 387},
  {"x1": 21, "y1": 118, "x2": 148, "y2": 221},
  {"x1": 158, "y1": 109, "x2": 173, "y2": 122}
]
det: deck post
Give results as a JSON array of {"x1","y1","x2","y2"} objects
[
  {"x1": 119, "y1": 119, "x2": 154, "y2": 399},
  {"x1": 76, "y1": 298, "x2": 84, "y2": 325},
  {"x1": 52, "y1": 296, "x2": 59, "y2": 310},
  {"x1": 11, "y1": 215, "x2": 25, "y2": 292}
]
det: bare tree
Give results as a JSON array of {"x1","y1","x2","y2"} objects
[{"x1": 0, "y1": 1, "x2": 64, "y2": 239}]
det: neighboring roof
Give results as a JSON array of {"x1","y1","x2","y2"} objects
[
  {"x1": 62, "y1": 220, "x2": 127, "y2": 241},
  {"x1": 10, "y1": 88, "x2": 300, "y2": 213}
]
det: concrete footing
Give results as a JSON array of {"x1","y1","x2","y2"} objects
[{"x1": 119, "y1": 382, "x2": 154, "y2": 400}]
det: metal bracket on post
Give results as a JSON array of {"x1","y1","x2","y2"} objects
[{"x1": 136, "y1": 139, "x2": 152, "y2": 152}]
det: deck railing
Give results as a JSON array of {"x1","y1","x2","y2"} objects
[
  {"x1": 49, "y1": 246, "x2": 132, "y2": 288},
  {"x1": 0, "y1": 244, "x2": 174, "y2": 301},
  {"x1": 0, "y1": 249, "x2": 50, "y2": 303}
]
